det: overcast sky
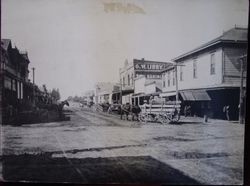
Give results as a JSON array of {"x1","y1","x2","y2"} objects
[{"x1": 1, "y1": 0, "x2": 248, "y2": 99}]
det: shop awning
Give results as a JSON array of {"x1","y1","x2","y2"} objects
[
  {"x1": 122, "y1": 89, "x2": 134, "y2": 96},
  {"x1": 132, "y1": 93, "x2": 145, "y2": 97},
  {"x1": 145, "y1": 92, "x2": 161, "y2": 97},
  {"x1": 180, "y1": 90, "x2": 211, "y2": 101},
  {"x1": 160, "y1": 92, "x2": 176, "y2": 97}
]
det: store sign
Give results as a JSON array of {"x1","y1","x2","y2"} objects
[{"x1": 133, "y1": 59, "x2": 172, "y2": 73}]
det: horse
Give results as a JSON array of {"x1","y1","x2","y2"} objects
[{"x1": 119, "y1": 103, "x2": 141, "y2": 121}]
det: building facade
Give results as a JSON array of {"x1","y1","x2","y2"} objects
[
  {"x1": 119, "y1": 59, "x2": 135, "y2": 104},
  {"x1": 1, "y1": 39, "x2": 31, "y2": 124},
  {"x1": 94, "y1": 82, "x2": 120, "y2": 104},
  {"x1": 161, "y1": 27, "x2": 248, "y2": 119},
  {"x1": 119, "y1": 58, "x2": 172, "y2": 105}
]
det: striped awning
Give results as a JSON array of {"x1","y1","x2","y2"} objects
[{"x1": 180, "y1": 90, "x2": 211, "y2": 101}]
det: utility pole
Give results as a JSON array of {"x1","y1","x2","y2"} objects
[
  {"x1": 32, "y1": 67, "x2": 35, "y2": 106},
  {"x1": 173, "y1": 62, "x2": 185, "y2": 103},
  {"x1": 239, "y1": 55, "x2": 246, "y2": 124},
  {"x1": 174, "y1": 63, "x2": 179, "y2": 104},
  {"x1": 118, "y1": 70, "x2": 123, "y2": 119}
]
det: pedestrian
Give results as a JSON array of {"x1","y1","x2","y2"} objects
[
  {"x1": 149, "y1": 96, "x2": 154, "y2": 105},
  {"x1": 226, "y1": 105, "x2": 230, "y2": 121},
  {"x1": 223, "y1": 105, "x2": 230, "y2": 121},
  {"x1": 184, "y1": 105, "x2": 191, "y2": 117},
  {"x1": 184, "y1": 105, "x2": 188, "y2": 117}
]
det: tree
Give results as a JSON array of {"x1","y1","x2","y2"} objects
[{"x1": 51, "y1": 88, "x2": 61, "y2": 102}]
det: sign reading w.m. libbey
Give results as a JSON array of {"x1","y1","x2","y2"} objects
[{"x1": 133, "y1": 58, "x2": 173, "y2": 75}]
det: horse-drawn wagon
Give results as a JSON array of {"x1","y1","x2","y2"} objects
[{"x1": 138, "y1": 100, "x2": 181, "y2": 124}]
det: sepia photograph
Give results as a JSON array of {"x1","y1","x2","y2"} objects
[{"x1": 0, "y1": 0, "x2": 248, "y2": 185}]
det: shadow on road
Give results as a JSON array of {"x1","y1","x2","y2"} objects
[{"x1": 2, "y1": 154, "x2": 200, "y2": 184}]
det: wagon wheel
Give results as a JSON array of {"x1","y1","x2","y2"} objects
[
  {"x1": 139, "y1": 113, "x2": 154, "y2": 123},
  {"x1": 158, "y1": 114, "x2": 171, "y2": 124},
  {"x1": 139, "y1": 113, "x2": 147, "y2": 123},
  {"x1": 171, "y1": 112, "x2": 181, "y2": 123}
]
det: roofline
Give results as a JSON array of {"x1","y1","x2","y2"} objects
[
  {"x1": 160, "y1": 65, "x2": 175, "y2": 73},
  {"x1": 133, "y1": 58, "x2": 172, "y2": 64},
  {"x1": 173, "y1": 40, "x2": 247, "y2": 62}
]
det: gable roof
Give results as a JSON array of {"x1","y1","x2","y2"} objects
[
  {"x1": 173, "y1": 27, "x2": 248, "y2": 62},
  {"x1": 1, "y1": 39, "x2": 11, "y2": 51}
]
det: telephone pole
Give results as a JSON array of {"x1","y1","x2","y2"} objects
[
  {"x1": 32, "y1": 67, "x2": 35, "y2": 106},
  {"x1": 175, "y1": 64, "x2": 179, "y2": 103},
  {"x1": 239, "y1": 55, "x2": 247, "y2": 124},
  {"x1": 173, "y1": 62, "x2": 185, "y2": 103}
]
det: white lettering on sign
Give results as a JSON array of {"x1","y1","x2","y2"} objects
[{"x1": 134, "y1": 63, "x2": 166, "y2": 70}]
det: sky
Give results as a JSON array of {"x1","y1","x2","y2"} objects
[{"x1": 1, "y1": 0, "x2": 249, "y2": 99}]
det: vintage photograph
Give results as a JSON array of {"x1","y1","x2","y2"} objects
[{"x1": 0, "y1": 0, "x2": 248, "y2": 184}]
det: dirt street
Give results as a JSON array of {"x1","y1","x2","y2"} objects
[{"x1": 1, "y1": 102, "x2": 244, "y2": 184}]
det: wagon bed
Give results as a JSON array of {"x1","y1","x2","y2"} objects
[{"x1": 139, "y1": 101, "x2": 181, "y2": 124}]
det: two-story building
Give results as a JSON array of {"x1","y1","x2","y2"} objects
[
  {"x1": 1, "y1": 39, "x2": 31, "y2": 124},
  {"x1": 119, "y1": 59, "x2": 134, "y2": 104},
  {"x1": 161, "y1": 27, "x2": 247, "y2": 119},
  {"x1": 119, "y1": 58, "x2": 172, "y2": 105}
]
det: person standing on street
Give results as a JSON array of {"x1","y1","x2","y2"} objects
[
  {"x1": 226, "y1": 105, "x2": 230, "y2": 121},
  {"x1": 223, "y1": 105, "x2": 230, "y2": 121}
]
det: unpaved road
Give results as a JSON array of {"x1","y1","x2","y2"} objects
[{"x1": 1, "y1": 102, "x2": 244, "y2": 184}]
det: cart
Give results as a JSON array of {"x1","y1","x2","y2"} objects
[{"x1": 138, "y1": 100, "x2": 181, "y2": 124}]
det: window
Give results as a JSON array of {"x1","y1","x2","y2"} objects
[
  {"x1": 17, "y1": 81, "x2": 20, "y2": 99},
  {"x1": 173, "y1": 71, "x2": 175, "y2": 86},
  {"x1": 210, "y1": 53, "x2": 215, "y2": 75},
  {"x1": 167, "y1": 72, "x2": 170, "y2": 87},
  {"x1": 12, "y1": 79, "x2": 16, "y2": 91},
  {"x1": 128, "y1": 74, "x2": 130, "y2": 86},
  {"x1": 131, "y1": 73, "x2": 133, "y2": 85},
  {"x1": 163, "y1": 77, "x2": 166, "y2": 88},
  {"x1": 123, "y1": 77, "x2": 125, "y2": 87},
  {"x1": 180, "y1": 66, "x2": 183, "y2": 81},
  {"x1": 20, "y1": 82, "x2": 23, "y2": 99},
  {"x1": 4, "y1": 76, "x2": 12, "y2": 90},
  {"x1": 193, "y1": 59, "x2": 197, "y2": 78}
]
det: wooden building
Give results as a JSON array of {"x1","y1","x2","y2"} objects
[
  {"x1": 161, "y1": 27, "x2": 248, "y2": 119},
  {"x1": 119, "y1": 58, "x2": 172, "y2": 105},
  {"x1": 1, "y1": 39, "x2": 32, "y2": 124},
  {"x1": 94, "y1": 82, "x2": 120, "y2": 104}
]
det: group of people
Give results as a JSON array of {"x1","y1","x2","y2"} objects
[{"x1": 183, "y1": 104, "x2": 231, "y2": 121}]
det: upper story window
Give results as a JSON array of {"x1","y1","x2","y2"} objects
[
  {"x1": 163, "y1": 80, "x2": 166, "y2": 88},
  {"x1": 173, "y1": 71, "x2": 175, "y2": 86},
  {"x1": 210, "y1": 53, "x2": 215, "y2": 75},
  {"x1": 167, "y1": 72, "x2": 170, "y2": 87},
  {"x1": 193, "y1": 59, "x2": 197, "y2": 79},
  {"x1": 128, "y1": 74, "x2": 130, "y2": 86},
  {"x1": 4, "y1": 76, "x2": 12, "y2": 90},
  {"x1": 131, "y1": 73, "x2": 133, "y2": 85},
  {"x1": 123, "y1": 76, "x2": 125, "y2": 87},
  {"x1": 180, "y1": 66, "x2": 183, "y2": 81},
  {"x1": 12, "y1": 79, "x2": 16, "y2": 91}
]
